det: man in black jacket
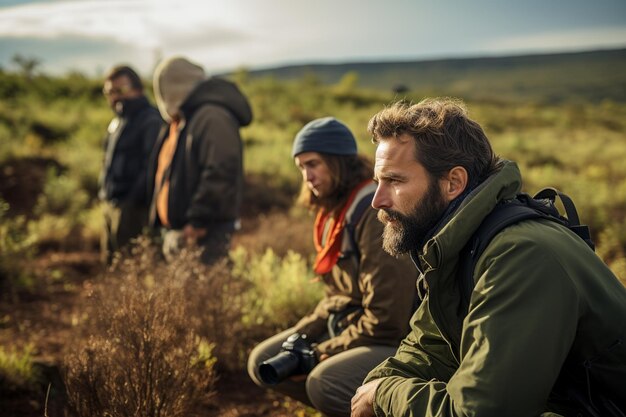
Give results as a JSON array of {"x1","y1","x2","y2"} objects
[
  {"x1": 99, "y1": 65, "x2": 163, "y2": 264},
  {"x1": 150, "y1": 56, "x2": 252, "y2": 264}
]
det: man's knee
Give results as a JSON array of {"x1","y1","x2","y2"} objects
[{"x1": 306, "y1": 364, "x2": 351, "y2": 417}]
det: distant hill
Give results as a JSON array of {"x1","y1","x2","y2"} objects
[{"x1": 245, "y1": 48, "x2": 626, "y2": 103}]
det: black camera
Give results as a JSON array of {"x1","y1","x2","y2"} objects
[{"x1": 258, "y1": 333, "x2": 318, "y2": 385}]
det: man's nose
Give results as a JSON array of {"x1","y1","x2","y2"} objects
[
  {"x1": 304, "y1": 168, "x2": 315, "y2": 182},
  {"x1": 372, "y1": 185, "x2": 389, "y2": 209}
]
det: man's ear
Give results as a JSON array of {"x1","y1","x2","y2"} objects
[{"x1": 440, "y1": 166, "x2": 468, "y2": 202}]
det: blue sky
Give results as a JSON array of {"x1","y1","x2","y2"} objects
[{"x1": 0, "y1": 0, "x2": 625, "y2": 76}]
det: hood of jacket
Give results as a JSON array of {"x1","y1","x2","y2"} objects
[
  {"x1": 153, "y1": 56, "x2": 207, "y2": 122},
  {"x1": 179, "y1": 77, "x2": 253, "y2": 127},
  {"x1": 418, "y1": 160, "x2": 522, "y2": 274}
]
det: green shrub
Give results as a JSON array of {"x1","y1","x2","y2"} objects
[
  {"x1": 0, "y1": 344, "x2": 39, "y2": 392},
  {"x1": 231, "y1": 246, "x2": 323, "y2": 331},
  {"x1": 0, "y1": 199, "x2": 36, "y2": 292},
  {"x1": 27, "y1": 167, "x2": 92, "y2": 248},
  {"x1": 34, "y1": 167, "x2": 89, "y2": 217}
]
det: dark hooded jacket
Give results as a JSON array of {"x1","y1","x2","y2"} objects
[
  {"x1": 100, "y1": 96, "x2": 162, "y2": 204},
  {"x1": 148, "y1": 77, "x2": 253, "y2": 229}
]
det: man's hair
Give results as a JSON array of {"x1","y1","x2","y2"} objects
[
  {"x1": 368, "y1": 98, "x2": 501, "y2": 186},
  {"x1": 105, "y1": 65, "x2": 143, "y2": 91},
  {"x1": 297, "y1": 154, "x2": 373, "y2": 214}
]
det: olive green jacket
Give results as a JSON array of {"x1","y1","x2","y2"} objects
[
  {"x1": 294, "y1": 183, "x2": 419, "y2": 356},
  {"x1": 365, "y1": 161, "x2": 626, "y2": 416}
]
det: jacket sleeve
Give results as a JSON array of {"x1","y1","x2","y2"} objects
[
  {"x1": 366, "y1": 224, "x2": 581, "y2": 417},
  {"x1": 292, "y1": 297, "x2": 337, "y2": 341},
  {"x1": 316, "y1": 208, "x2": 418, "y2": 356},
  {"x1": 186, "y1": 105, "x2": 243, "y2": 227}
]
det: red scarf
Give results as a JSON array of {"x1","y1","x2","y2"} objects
[{"x1": 313, "y1": 180, "x2": 371, "y2": 275}]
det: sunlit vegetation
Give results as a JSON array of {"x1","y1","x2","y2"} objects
[
  {"x1": 0, "y1": 52, "x2": 625, "y2": 415},
  {"x1": 0, "y1": 344, "x2": 39, "y2": 391}
]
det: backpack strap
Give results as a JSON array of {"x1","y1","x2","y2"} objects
[
  {"x1": 341, "y1": 183, "x2": 377, "y2": 261},
  {"x1": 533, "y1": 187, "x2": 595, "y2": 250},
  {"x1": 459, "y1": 189, "x2": 594, "y2": 316},
  {"x1": 458, "y1": 198, "x2": 543, "y2": 314}
]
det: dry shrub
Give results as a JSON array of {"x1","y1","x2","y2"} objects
[
  {"x1": 63, "y1": 237, "x2": 248, "y2": 416},
  {"x1": 167, "y1": 244, "x2": 250, "y2": 371}
]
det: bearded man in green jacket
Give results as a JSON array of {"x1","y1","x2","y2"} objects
[{"x1": 351, "y1": 98, "x2": 626, "y2": 417}]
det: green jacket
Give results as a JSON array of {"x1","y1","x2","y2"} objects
[
  {"x1": 294, "y1": 182, "x2": 419, "y2": 356},
  {"x1": 365, "y1": 161, "x2": 626, "y2": 416}
]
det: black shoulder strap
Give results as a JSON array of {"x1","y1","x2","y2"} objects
[
  {"x1": 533, "y1": 187, "x2": 595, "y2": 250},
  {"x1": 342, "y1": 190, "x2": 376, "y2": 260},
  {"x1": 458, "y1": 189, "x2": 594, "y2": 315},
  {"x1": 458, "y1": 198, "x2": 543, "y2": 313}
]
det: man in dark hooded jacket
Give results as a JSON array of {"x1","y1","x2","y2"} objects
[
  {"x1": 149, "y1": 56, "x2": 252, "y2": 263},
  {"x1": 99, "y1": 65, "x2": 163, "y2": 264}
]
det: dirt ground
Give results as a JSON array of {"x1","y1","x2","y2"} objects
[
  {"x1": 0, "y1": 245, "x2": 315, "y2": 417},
  {"x1": 0, "y1": 161, "x2": 316, "y2": 416}
]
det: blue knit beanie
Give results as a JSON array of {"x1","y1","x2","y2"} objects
[{"x1": 291, "y1": 117, "x2": 357, "y2": 158}]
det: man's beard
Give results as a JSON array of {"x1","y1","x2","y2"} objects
[{"x1": 378, "y1": 180, "x2": 448, "y2": 256}]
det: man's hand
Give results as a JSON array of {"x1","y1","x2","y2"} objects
[
  {"x1": 351, "y1": 379, "x2": 381, "y2": 417},
  {"x1": 183, "y1": 224, "x2": 207, "y2": 244}
]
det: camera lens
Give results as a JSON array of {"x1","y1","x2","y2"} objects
[{"x1": 259, "y1": 351, "x2": 300, "y2": 385}]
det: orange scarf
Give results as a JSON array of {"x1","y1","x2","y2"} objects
[
  {"x1": 155, "y1": 120, "x2": 180, "y2": 227},
  {"x1": 313, "y1": 180, "x2": 371, "y2": 275}
]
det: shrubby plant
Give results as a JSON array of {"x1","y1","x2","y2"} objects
[
  {"x1": 62, "y1": 236, "x2": 264, "y2": 414},
  {"x1": 0, "y1": 199, "x2": 36, "y2": 293},
  {"x1": 0, "y1": 343, "x2": 39, "y2": 393},
  {"x1": 231, "y1": 246, "x2": 323, "y2": 331},
  {"x1": 64, "y1": 238, "x2": 224, "y2": 417},
  {"x1": 27, "y1": 167, "x2": 91, "y2": 248},
  {"x1": 34, "y1": 167, "x2": 89, "y2": 217}
]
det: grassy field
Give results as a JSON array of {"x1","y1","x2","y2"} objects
[{"x1": 0, "y1": 54, "x2": 625, "y2": 415}]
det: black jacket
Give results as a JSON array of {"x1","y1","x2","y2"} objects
[
  {"x1": 99, "y1": 96, "x2": 163, "y2": 204},
  {"x1": 149, "y1": 77, "x2": 253, "y2": 229}
]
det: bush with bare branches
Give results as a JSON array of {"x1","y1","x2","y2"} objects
[{"x1": 63, "y1": 237, "x2": 248, "y2": 416}]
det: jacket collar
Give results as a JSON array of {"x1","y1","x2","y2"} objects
[
  {"x1": 417, "y1": 161, "x2": 522, "y2": 272},
  {"x1": 119, "y1": 95, "x2": 151, "y2": 118}
]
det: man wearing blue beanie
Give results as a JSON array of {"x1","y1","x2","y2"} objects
[{"x1": 248, "y1": 117, "x2": 418, "y2": 417}]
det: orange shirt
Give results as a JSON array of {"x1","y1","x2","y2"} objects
[{"x1": 155, "y1": 121, "x2": 180, "y2": 227}]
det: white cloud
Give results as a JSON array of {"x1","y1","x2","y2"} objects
[
  {"x1": 1, "y1": 0, "x2": 624, "y2": 75},
  {"x1": 0, "y1": 0, "x2": 251, "y2": 50}
]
